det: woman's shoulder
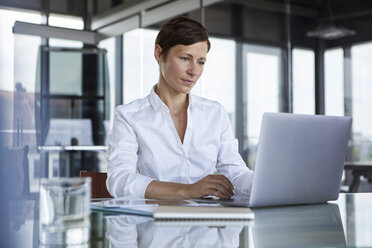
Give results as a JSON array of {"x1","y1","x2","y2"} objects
[
  {"x1": 115, "y1": 96, "x2": 151, "y2": 114},
  {"x1": 190, "y1": 94, "x2": 225, "y2": 112}
]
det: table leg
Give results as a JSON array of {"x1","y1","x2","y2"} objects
[{"x1": 349, "y1": 171, "x2": 361, "y2": 193}]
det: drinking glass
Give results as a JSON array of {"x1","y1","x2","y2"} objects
[{"x1": 39, "y1": 177, "x2": 91, "y2": 245}]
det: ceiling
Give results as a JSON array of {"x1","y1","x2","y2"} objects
[
  {"x1": 3, "y1": 0, "x2": 372, "y2": 48},
  {"x1": 2, "y1": 0, "x2": 372, "y2": 23}
]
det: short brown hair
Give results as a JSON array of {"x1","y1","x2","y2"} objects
[{"x1": 155, "y1": 16, "x2": 211, "y2": 58}]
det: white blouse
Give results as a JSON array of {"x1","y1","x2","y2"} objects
[{"x1": 107, "y1": 86, "x2": 253, "y2": 198}]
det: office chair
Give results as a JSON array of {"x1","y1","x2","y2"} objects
[{"x1": 80, "y1": 171, "x2": 112, "y2": 198}]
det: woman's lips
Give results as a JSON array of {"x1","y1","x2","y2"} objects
[{"x1": 182, "y1": 79, "x2": 194, "y2": 85}]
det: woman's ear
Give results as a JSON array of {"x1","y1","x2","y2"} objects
[{"x1": 154, "y1": 44, "x2": 163, "y2": 64}]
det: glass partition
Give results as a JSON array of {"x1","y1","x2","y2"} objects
[
  {"x1": 12, "y1": 34, "x2": 41, "y2": 193},
  {"x1": 0, "y1": 9, "x2": 42, "y2": 197},
  {"x1": 0, "y1": 11, "x2": 42, "y2": 245}
]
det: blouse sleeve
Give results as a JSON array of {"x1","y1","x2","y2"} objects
[
  {"x1": 106, "y1": 106, "x2": 154, "y2": 198},
  {"x1": 215, "y1": 107, "x2": 254, "y2": 195}
]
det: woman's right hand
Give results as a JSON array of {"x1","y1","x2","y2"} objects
[{"x1": 184, "y1": 174, "x2": 234, "y2": 199}]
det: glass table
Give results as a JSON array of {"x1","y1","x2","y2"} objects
[{"x1": 9, "y1": 193, "x2": 372, "y2": 247}]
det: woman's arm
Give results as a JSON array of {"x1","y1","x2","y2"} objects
[
  {"x1": 107, "y1": 107, "x2": 154, "y2": 198},
  {"x1": 216, "y1": 107, "x2": 254, "y2": 195},
  {"x1": 145, "y1": 174, "x2": 234, "y2": 200}
]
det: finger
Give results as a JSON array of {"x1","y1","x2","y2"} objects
[
  {"x1": 208, "y1": 189, "x2": 231, "y2": 199},
  {"x1": 208, "y1": 175, "x2": 233, "y2": 190},
  {"x1": 208, "y1": 177, "x2": 234, "y2": 195},
  {"x1": 206, "y1": 182, "x2": 232, "y2": 198},
  {"x1": 218, "y1": 175, "x2": 234, "y2": 191},
  {"x1": 221, "y1": 177, "x2": 234, "y2": 195},
  {"x1": 217, "y1": 180, "x2": 234, "y2": 196},
  {"x1": 205, "y1": 189, "x2": 228, "y2": 199},
  {"x1": 201, "y1": 175, "x2": 233, "y2": 196},
  {"x1": 224, "y1": 179, "x2": 234, "y2": 195}
]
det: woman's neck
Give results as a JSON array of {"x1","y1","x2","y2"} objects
[{"x1": 155, "y1": 81, "x2": 188, "y2": 114}]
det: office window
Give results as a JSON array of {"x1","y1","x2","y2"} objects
[
  {"x1": 123, "y1": 29, "x2": 158, "y2": 104},
  {"x1": 123, "y1": 29, "x2": 141, "y2": 103},
  {"x1": 245, "y1": 44, "x2": 281, "y2": 167},
  {"x1": 200, "y1": 37, "x2": 236, "y2": 131},
  {"x1": 352, "y1": 42, "x2": 372, "y2": 162},
  {"x1": 325, "y1": 48, "x2": 344, "y2": 116},
  {"x1": 292, "y1": 48, "x2": 315, "y2": 114},
  {"x1": 0, "y1": 9, "x2": 41, "y2": 91}
]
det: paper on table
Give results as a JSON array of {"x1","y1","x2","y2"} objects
[
  {"x1": 91, "y1": 197, "x2": 199, "y2": 215},
  {"x1": 95, "y1": 198, "x2": 157, "y2": 213},
  {"x1": 91, "y1": 204, "x2": 154, "y2": 217}
]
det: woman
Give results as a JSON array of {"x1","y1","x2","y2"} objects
[{"x1": 107, "y1": 16, "x2": 253, "y2": 200}]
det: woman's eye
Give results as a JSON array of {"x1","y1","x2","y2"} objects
[
  {"x1": 180, "y1": 57, "x2": 189, "y2": 61},
  {"x1": 198, "y1": 61, "x2": 205, "y2": 65}
]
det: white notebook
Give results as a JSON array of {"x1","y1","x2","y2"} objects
[{"x1": 153, "y1": 206, "x2": 254, "y2": 221}]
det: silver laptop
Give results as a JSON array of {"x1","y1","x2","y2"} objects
[{"x1": 194, "y1": 112, "x2": 352, "y2": 208}]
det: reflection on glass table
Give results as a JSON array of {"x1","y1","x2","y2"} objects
[
  {"x1": 252, "y1": 203, "x2": 346, "y2": 248},
  {"x1": 8, "y1": 193, "x2": 372, "y2": 248},
  {"x1": 106, "y1": 215, "x2": 243, "y2": 248}
]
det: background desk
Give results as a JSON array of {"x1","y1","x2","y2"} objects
[
  {"x1": 9, "y1": 193, "x2": 372, "y2": 248},
  {"x1": 38, "y1": 145, "x2": 108, "y2": 177},
  {"x1": 344, "y1": 162, "x2": 372, "y2": 192}
]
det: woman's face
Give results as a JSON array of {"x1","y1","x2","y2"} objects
[{"x1": 155, "y1": 41, "x2": 208, "y2": 95}]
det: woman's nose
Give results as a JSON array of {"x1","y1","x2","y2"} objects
[{"x1": 187, "y1": 62, "x2": 198, "y2": 76}]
